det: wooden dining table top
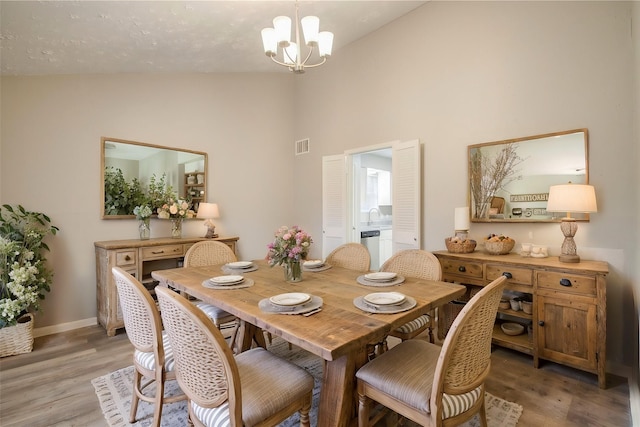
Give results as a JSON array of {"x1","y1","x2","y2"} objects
[{"x1": 151, "y1": 260, "x2": 466, "y2": 362}]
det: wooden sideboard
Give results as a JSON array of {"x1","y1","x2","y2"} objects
[
  {"x1": 95, "y1": 236, "x2": 239, "y2": 336},
  {"x1": 433, "y1": 250, "x2": 609, "y2": 388}
]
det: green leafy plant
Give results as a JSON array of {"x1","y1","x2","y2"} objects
[
  {"x1": 0, "y1": 205, "x2": 59, "y2": 328},
  {"x1": 104, "y1": 167, "x2": 146, "y2": 215}
]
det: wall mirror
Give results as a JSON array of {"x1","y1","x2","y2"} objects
[
  {"x1": 468, "y1": 129, "x2": 589, "y2": 223},
  {"x1": 101, "y1": 137, "x2": 207, "y2": 219}
]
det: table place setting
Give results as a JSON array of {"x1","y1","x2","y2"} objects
[
  {"x1": 202, "y1": 274, "x2": 255, "y2": 290},
  {"x1": 259, "y1": 292, "x2": 324, "y2": 316},
  {"x1": 302, "y1": 259, "x2": 332, "y2": 272},
  {"x1": 353, "y1": 291, "x2": 417, "y2": 314},
  {"x1": 356, "y1": 271, "x2": 405, "y2": 287},
  {"x1": 222, "y1": 260, "x2": 259, "y2": 274}
]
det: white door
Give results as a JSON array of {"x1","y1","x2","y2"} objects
[
  {"x1": 392, "y1": 139, "x2": 421, "y2": 251},
  {"x1": 321, "y1": 154, "x2": 347, "y2": 258}
]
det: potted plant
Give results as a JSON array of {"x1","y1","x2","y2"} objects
[
  {"x1": 266, "y1": 226, "x2": 313, "y2": 283},
  {"x1": 0, "y1": 205, "x2": 59, "y2": 356}
]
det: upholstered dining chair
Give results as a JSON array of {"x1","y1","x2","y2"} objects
[
  {"x1": 184, "y1": 241, "x2": 239, "y2": 343},
  {"x1": 156, "y1": 286, "x2": 314, "y2": 427},
  {"x1": 379, "y1": 250, "x2": 443, "y2": 343},
  {"x1": 112, "y1": 267, "x2": 185, "y2": 427},
  {"x1": 355, "y1": 275, "x2": 507, "y2": 427},
  {"x1": 325, "y1": 243, "x2": 371, "y2": 272}
]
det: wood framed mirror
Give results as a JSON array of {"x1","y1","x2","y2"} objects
[
  {"x1": 101, "y1": 137, "x2": 207, "y2": 219},
  {"x1": 468, "y1": 129, "x2": 589, "y2": 223}
]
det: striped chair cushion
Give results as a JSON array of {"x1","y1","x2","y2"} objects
[
  {"x1": 441, "y1": 386, "x2": 482, "y2": 419},
  {"x1": 394, "y1": 314, "x2": 430, "y2": 334},
  {"x1": 194, "y1": 301, "x2": 233, "y2": 322},
  {"x1": 133, "y1": 331, "x2": 175, "y2": 372},
  {"x1": 191, "y1": 401, "x2": 231, "y2": 427}
]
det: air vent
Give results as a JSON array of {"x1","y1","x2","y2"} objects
[{"x1": 295, "y1": 138, "x2": 310, "y2": 155}]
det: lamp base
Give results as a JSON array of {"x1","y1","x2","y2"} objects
[
  {"x1": 204, "y1": 226, "x2": 218, "y2": 239},
  {"x1": 559, "y1": 253, "x2": 580, "y2": 263}
]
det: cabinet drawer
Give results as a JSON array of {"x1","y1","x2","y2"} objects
[
  {"x1": 141, "y1": 244, "x2": 185, "y2": 260},
  {"x1": 536, "y1": 271, "x2": 596, "y2": 296},
  {"x1": 115, "y1": 250, "x2": 136, "y2": 267},
  {"x1": 487, "y1": 264, "x2": 532, "y2": 287},
  {"x1": 440, "y1": 259, "x2": 483, "y2": 280}
]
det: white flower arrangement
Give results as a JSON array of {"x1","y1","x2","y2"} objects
[{"x1": 0, "y1": 205, "x2": 58, "y2": 328}]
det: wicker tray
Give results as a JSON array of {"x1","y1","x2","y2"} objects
[
  {"x1": 444, "y1": 238, "x2": 477, "y2": 254},
  {"x1": 0, "y1": 313, "x2": 34, "y2": 357}
]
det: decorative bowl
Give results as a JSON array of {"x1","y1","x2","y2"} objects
[
  {"x1": 499, "y1": 299, "x2": 510, "y2": 310},
  {"x1": 501, "y1": 322, "x2": 525, "y2": 336},
  {"x1": 484, "y1": 238, "x2": 515, "y2": 255},
  {"x1": 520, "y1": 300, "x2": 533, "y2": 314},
  {"x1": 444, "y1": 238, "x2": 477, "y2": 254}
]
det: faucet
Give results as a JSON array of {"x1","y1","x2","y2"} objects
[{"x1": 368, "y1": 207, "x2": 380, "y2": 225}]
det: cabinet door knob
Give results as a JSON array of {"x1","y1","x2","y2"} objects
[
  {"x1": 538, "y1": 320, "x2": 545, "y2": 326},
  {"x1": 125, "y1": 255, "x2": 131, "y2": 261},
  {"x1": 502, "y1": 272, "x2": 513, "y2": 279},
  {"x1": 559, "y1": 278, "x2": 572, "y2": 287},
  {"x1": 458, "y1": 266, "x2": 466, "y2": 272}
]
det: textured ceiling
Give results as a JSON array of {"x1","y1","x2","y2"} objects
[{"x1": 0, "y1": 1, "x2": 426, "y2": 76}]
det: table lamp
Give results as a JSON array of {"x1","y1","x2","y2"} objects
[
  {"x1": 196, "y1": 203, "x2": 220, "y2": 238},
  {"x1": 546, "y1": 183, "x2": 597, "y2": 263},
  {"x1": 454, "y1": 207, "x2": 470, "y2": 239}
]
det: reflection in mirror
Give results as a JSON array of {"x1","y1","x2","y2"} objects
[
  {"x1": 468, "y1": 129, "x2": 588, "y2": 223},
  {"x1": 101, "y1": 137, "x2": 207, "y2": 219}
]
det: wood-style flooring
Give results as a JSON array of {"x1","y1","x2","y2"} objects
[{"x1": 0, "y1": 325, "x2": 632, "y2": 427}]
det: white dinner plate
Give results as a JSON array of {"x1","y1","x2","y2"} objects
[
  {"x1": 269, "y1": 292, "x2": 311, "y2": 307},
  {"x1": 304, "y1": 260, "x2": 324, "y2": 268},
  {"x1": 364, "y1": 272, "x2": 397, "y2": 282},
  {"x1": 210, "y1": 275, "x2": 245, "y2": 285},
  {"x1": 227, "y1": 261, "x2": 254, "y2": 269},
  {"x1": 364, "y1": 292, "x2": 406, "y2": 306}
]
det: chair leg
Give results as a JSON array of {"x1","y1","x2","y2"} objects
[
  {"x1": 479, "y1": 398, "x2": 488, "y2": 427},
  {"x1": 299, "y1": 394, "x2": 312, "y2": 427},
  {"x1": 152, "y1": 371, "x2": 165, "y2": 427},
  {"x1": 358, "y1": 393, "x2": 370, "y2": 427},
  {"x1": 130, "y1": 369, "x2": 142, "y2": 423}
]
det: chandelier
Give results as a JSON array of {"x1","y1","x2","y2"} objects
[{"x1": 260, "y1": 1, "x2": 334, "y2": 74}]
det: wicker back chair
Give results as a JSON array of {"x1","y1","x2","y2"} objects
[
  {"x1": 112, "y1": 267, "x2": 185, "y2": 427},
  {"x1": 184, "y1": 240, "x2": 237, "y2": 267},
  {"x1": 325, "y1": 243, "x2": 371, "y2": 272},
  {"x1": 156, "y1": 286, "x2": 314, "y2": 427},
  {"x1": 184, "y1": 241, "x2": 238, "y2": 342},
  {"x1": 356, "y1": 275, "x2": 507, "y2": 427},
  {"x1": 379, "y1": 250, "x2": 442, "y2": 343}
]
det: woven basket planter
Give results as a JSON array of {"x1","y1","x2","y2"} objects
[{"x1": 0, "y1": 313, "x2": 34, "y2": 357}]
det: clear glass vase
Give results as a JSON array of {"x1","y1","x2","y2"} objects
[
  {"x1": 170, "y1": 218, "x2": 182, "y2": 239},
  {"x1": 138, "y1": 218, "x2": 151, "y2": 240},
  {"x1": 283, "y1": 260, "x2": 303, "y2": 283}
]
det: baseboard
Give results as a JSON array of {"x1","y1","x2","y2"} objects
[
  {"x1": 33, "y1": 317, "x2": 97, "y2": 338},
  {"x1": 631, "y1": 378, "x2": 640, "y2": 427}
]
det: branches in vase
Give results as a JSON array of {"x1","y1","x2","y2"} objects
[{"x1": 470, "y1": 143, "x2": 524, "y2": 219}]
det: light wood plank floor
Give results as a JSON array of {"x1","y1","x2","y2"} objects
[{"x1": 0, "y1": 325, "x2": 632, "y2": 426}]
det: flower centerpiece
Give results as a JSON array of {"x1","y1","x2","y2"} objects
[
  {"x1": 133, "y1": 204, "x2": 153, "y2": 240},
  {"x1": 266, "y1": 226, "x2": 313, "y2": 283},
  {"x1": 157, "y1": 198, "x2": 195, "y2": 238},
  {"x1": 0, "y1": 205, "x2": 58, "y2": 356}
]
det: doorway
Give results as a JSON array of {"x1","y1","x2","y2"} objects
[{"x1": 351, "y1": 148, "x2": 392, "y2": 269}]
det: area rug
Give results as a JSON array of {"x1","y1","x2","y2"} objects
[{"x1": 92, "y1": 338, "x2": 522, "y2": 426}]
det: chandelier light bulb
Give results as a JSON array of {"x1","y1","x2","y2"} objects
[
  {"x1": 261, "y1": 28, "x2": 277, "y2": 57},
  {"x1": 273, "y1": 16, "x2": 291, "y2": 46},
  {"x1": 301, "y1": 15, "x2": 319, "y2": 46},
  {"x1": 318, "y1": 31, "x2": 334, "y2": 58}
]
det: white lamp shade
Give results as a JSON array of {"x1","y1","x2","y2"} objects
[
  {"x1": 546, "y1": 184, "x2": 597, "y2": 213},
  {"x1": 454, "y1": 207, "x2": 470, "y2": 231},
  {"x1": 197, "y1": 203, "x2": 220, "y2": 219},
  {"x1": 301, "y1": 15, "x2": 319, "y2": 45},
  {"x1": 273, "y1": 16, "x2": 291, "y2": 46},
  {"x1": 284, "y1": 42, "x2": 297, "y2": 64},
  {"x1": 261, "y1": 28, "x2": 277, "y2": 56},
  {"x1": 318, "y1": 31, "x2": 333, "y2": 57}
]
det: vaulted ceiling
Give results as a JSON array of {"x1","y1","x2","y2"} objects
[{"x1": 0, "y1": 1, "x2": 426, "y2": 76}]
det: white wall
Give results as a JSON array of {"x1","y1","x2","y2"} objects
[
  {"x1": 1, "y1": 72, "x2": 297, "y2": 330},
  {"x1": 292, "y1": 1, "x2": 637, "y2": 368}
]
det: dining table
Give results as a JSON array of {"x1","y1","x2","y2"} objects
[{"x1": 151, "y1": 259, "x2": 466, "y2": 427}]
